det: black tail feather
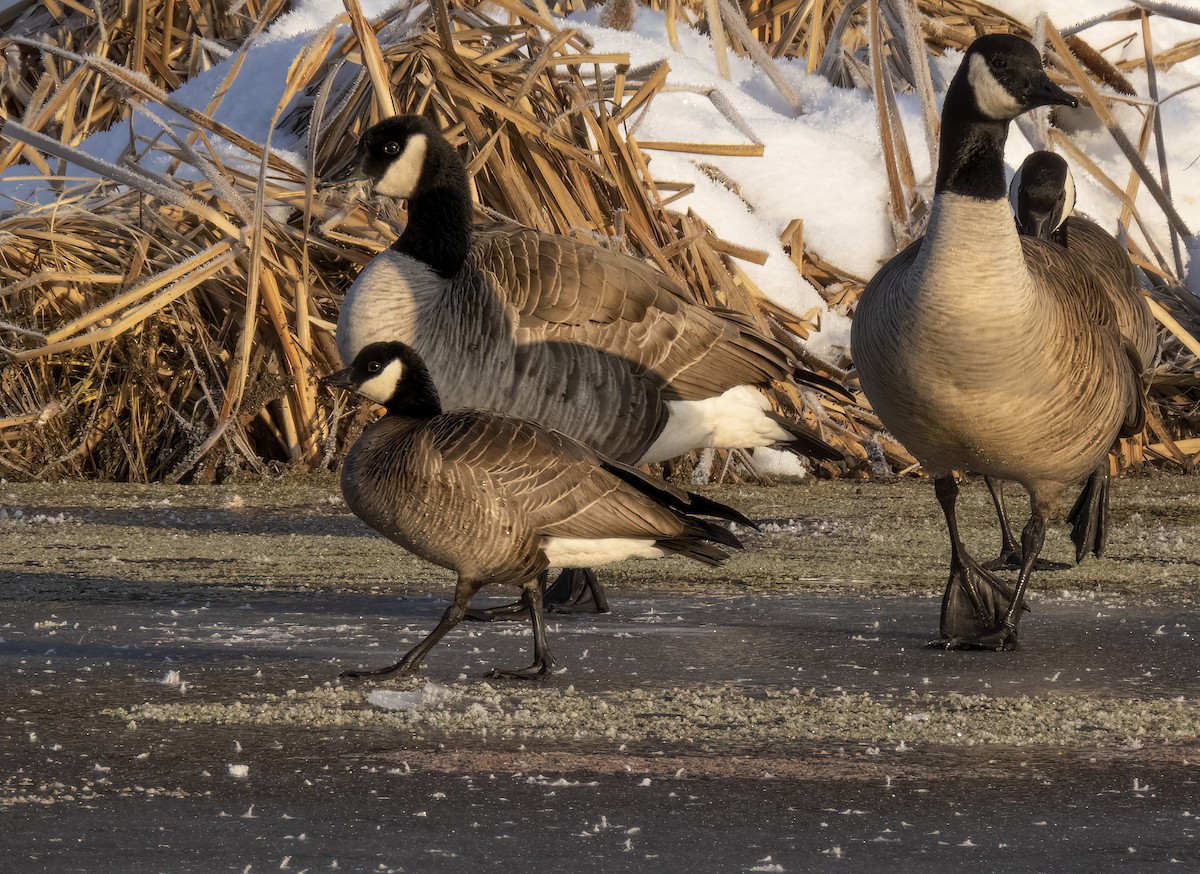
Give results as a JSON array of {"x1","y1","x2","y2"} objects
[
  {"x1": 765, "y1": 412, "x2": 845, "y2": 463},
  {"x1": 685, "y1": 516, "x2": 745, "y2": 550},
  {"x1": 794, "y1": 367, "x2": 855, "y2": 403},
  {"x1": 655, "y1": 538, "x2": 731, "y2": 566},
  {"x1": 600, "y1": 459, "x2": 759, "y2": 529}
]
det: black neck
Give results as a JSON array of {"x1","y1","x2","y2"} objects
[
  {"x1": 384, "y1": 392, "x2": 442, "y2": 420},
  {"x1": 384, "y1": 357, "x2": 444, "y2": 420},
  {"x1": 390, "y1": 145, "x2": 473, "y2": 279},
  {"x1": 934, "y1": 74, "x2": 1010, "y2": 201}
]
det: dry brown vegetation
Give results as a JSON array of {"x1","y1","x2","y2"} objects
[{"x1": 0, "y1": 0, "x2": 1197, "y2": 482}]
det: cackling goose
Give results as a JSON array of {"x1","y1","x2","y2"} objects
[{"x1": 321, "y1": 341, "x2": 753, "y2": 679}]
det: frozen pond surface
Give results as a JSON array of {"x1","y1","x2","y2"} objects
[{"x1": 1, "y1": 475, "x2": 1198, "y2": 871}]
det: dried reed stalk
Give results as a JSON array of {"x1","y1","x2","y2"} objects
[{"x1": 2, "y1": 0, "x2": 1197, "y2": 482}]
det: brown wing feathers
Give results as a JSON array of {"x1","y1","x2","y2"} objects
[
  {"x1": 430, "y1": 411, "x2": 747, "y2": 548},
  {"x1": 473, "y1": 224, "x2": 822, "y2": 402}
]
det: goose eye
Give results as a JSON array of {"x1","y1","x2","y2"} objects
[
  {"x1": 990, "y1": 55, "x2": 1008, "y2": 71},
  {"x1": 383, "y1": 141, "x2": 401, "y2": 155},
  {"x1": 367, "y1": 361, "x2": 382, "y2": 373}
]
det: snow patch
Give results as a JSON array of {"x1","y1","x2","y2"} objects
[{"x1": 368, "y1": 682, "x2": 457, "y2": 712}]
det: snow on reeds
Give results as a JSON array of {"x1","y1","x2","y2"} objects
[{"x1": 0, "y1": 0, "x2": 1197, "y2": 480}]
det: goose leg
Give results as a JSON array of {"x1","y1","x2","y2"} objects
[
  {"x1": 971, "y1": 489, "x2": 1058, "y2": 651},
  {"x1": 464, "y1": 567, "x2": 610, "y2": 622},
  {"x1": 544, "y1": 568, "x2": 610, "y2": 614},
  {"x1": 932, "y1": 475, "x2": 1020, "y2": 650},
  {"x1": 982, "y1": 476, "x2": 1022, "y2": 570},
  {"x1": 487, "y1": 572, "x2": 555, "y2": 680},
  {"x1": 983, "y1": 476, "x2": 1071, "y2": 572},
  {"x1": 341, "y1": 578, "x2": 479, "y2": 679},
  {"x1": 1066, "y1": 465, "x2": 1109, "y2": 563}
]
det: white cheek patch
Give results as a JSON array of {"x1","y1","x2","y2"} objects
[
  {"x1": 357, "y1": 359, "x2": 405, "y2": 405},
  {"x1": 969, "y1": 55, "x2": 1023, "y2": 120},
  {"x1": 1007, "y1": 163, "x2": 1023, "y2": 216},
  {"x1": 374, "y1": 133, "x2": 429, "y2": 199},
  {"x1": 1059, "y1": 164, "x2": 1076, "y2": 228}
]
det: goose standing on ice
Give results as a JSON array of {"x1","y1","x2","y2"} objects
[
  {"x1": 321, "y1": 341, "x2": 752, "y2": 679},
  {"x1": 852, "y1": 34, "x2": 1143, "y2": 650},
  {"x1": 323, "y1": 114, "x2": 846, "y2": 616},
  {"x1": 982, "y1": 150, "x2": 1157, "y2": 569}
]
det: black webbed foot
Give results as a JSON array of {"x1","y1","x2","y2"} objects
[
  {"x1": 1067, "y1": 468, "x2": 1109, "y2": 563},
  {"x1": 339, "y1": 661, "x2": 414, "y2": 680},
  {"x1": 485, "y1": 659, "x2": 553, "y2": 681},
  {"x1": 932, "y1": 625, "x2": 1019, "y2": 651},
  {"x1": 464, "y1": 600, "x2": 530, "y2": 623},
  {"x1": 544, "y1": 568, "x2": 610, "y2": 615},
  {"x1": 934, "y1": 550, "x2": 1022, "y2": 649}
]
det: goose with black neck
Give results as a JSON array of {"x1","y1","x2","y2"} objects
[
  {"x1": 980, "y1": 151, "x2": 1158, "y2": 571},
  {"x1": 852, "y1": 35, "x2": 1142, "y2": 650},
  {"x1": 320, "y1": 341, "x2": 753, "y2": 680},
  {"x1": 323, "y1": 114, "x2": 847, "y2": 619}
]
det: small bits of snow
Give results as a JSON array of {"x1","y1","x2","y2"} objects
[
  {"x1": 0, "y1": 507, "x2": 73, "y2": 524},
  {"x1": 228, "y1": 764, "x2": 250, "y2": 779},
  {"x1": 749, "y1": 857, "x2": 785, "y2": 872}
]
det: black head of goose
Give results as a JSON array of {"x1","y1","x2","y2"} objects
[
  {"x1": 1009, "y1": 150, "x2": 1074, "y2": 243},
  {"x1": 852, "y1": 35, "x2": 1144, "y2": 651},
  {"x1": 320, "y1": 341, "x2": 754, "y2": 680},
  {"x1": 1008, "y1": 151, "x2": 1157, "y2": 369},
  {"x1": 324, "y1": 113, "x2": 847, "y2": 615},
  {"x1": 979, "y1": 151, "x2": 1158, "y2": 570}
]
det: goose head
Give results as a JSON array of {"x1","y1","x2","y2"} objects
[
  {"x1": 1009, "y1": 151, "x2": 1075, "y2": 240},
  {"x1": 323, "y1": 114, "x2": 461, "y2": 200},
  {"x1": 321, "y1": 341, "x2": 443, "y2": 418},
  {"x1": 955, "y1": 34, "x2": 1078, "y2": 121}
]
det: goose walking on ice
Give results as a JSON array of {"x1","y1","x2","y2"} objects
[
  {"x1": 852, "y1": 35, "x2": 1143, "y2": 650},
  {"x1": 322, "y1": 341, "x2": 753, "y2": 679}
]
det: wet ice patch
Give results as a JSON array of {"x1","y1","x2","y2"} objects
[{"x1": 368, "y1": 682, "x2": 457, "y2": 712}]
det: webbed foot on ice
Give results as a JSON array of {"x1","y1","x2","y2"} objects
[{"x1": 544, "y1": 568, "x2": 610, "y2": 615}]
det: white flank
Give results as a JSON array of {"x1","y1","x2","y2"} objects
[
  {"x1": 637, "y1": 385, "x2": 792, "y2": 464},
  {"x1": 336, "y1": 252, "x2": 446, "y2": 365},
  {"x1": 373, "y1": 134, "x2": 428, "y2": 198},
  {"x1": 542, "y1": 537, "x2": 666, "y2": 567},
  {"x1": 968, "y1": 55, "x2": 1023, "y2": 120},
  {"x1": 356, "y1": 358, "x2": 405, "y2": 405}
]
